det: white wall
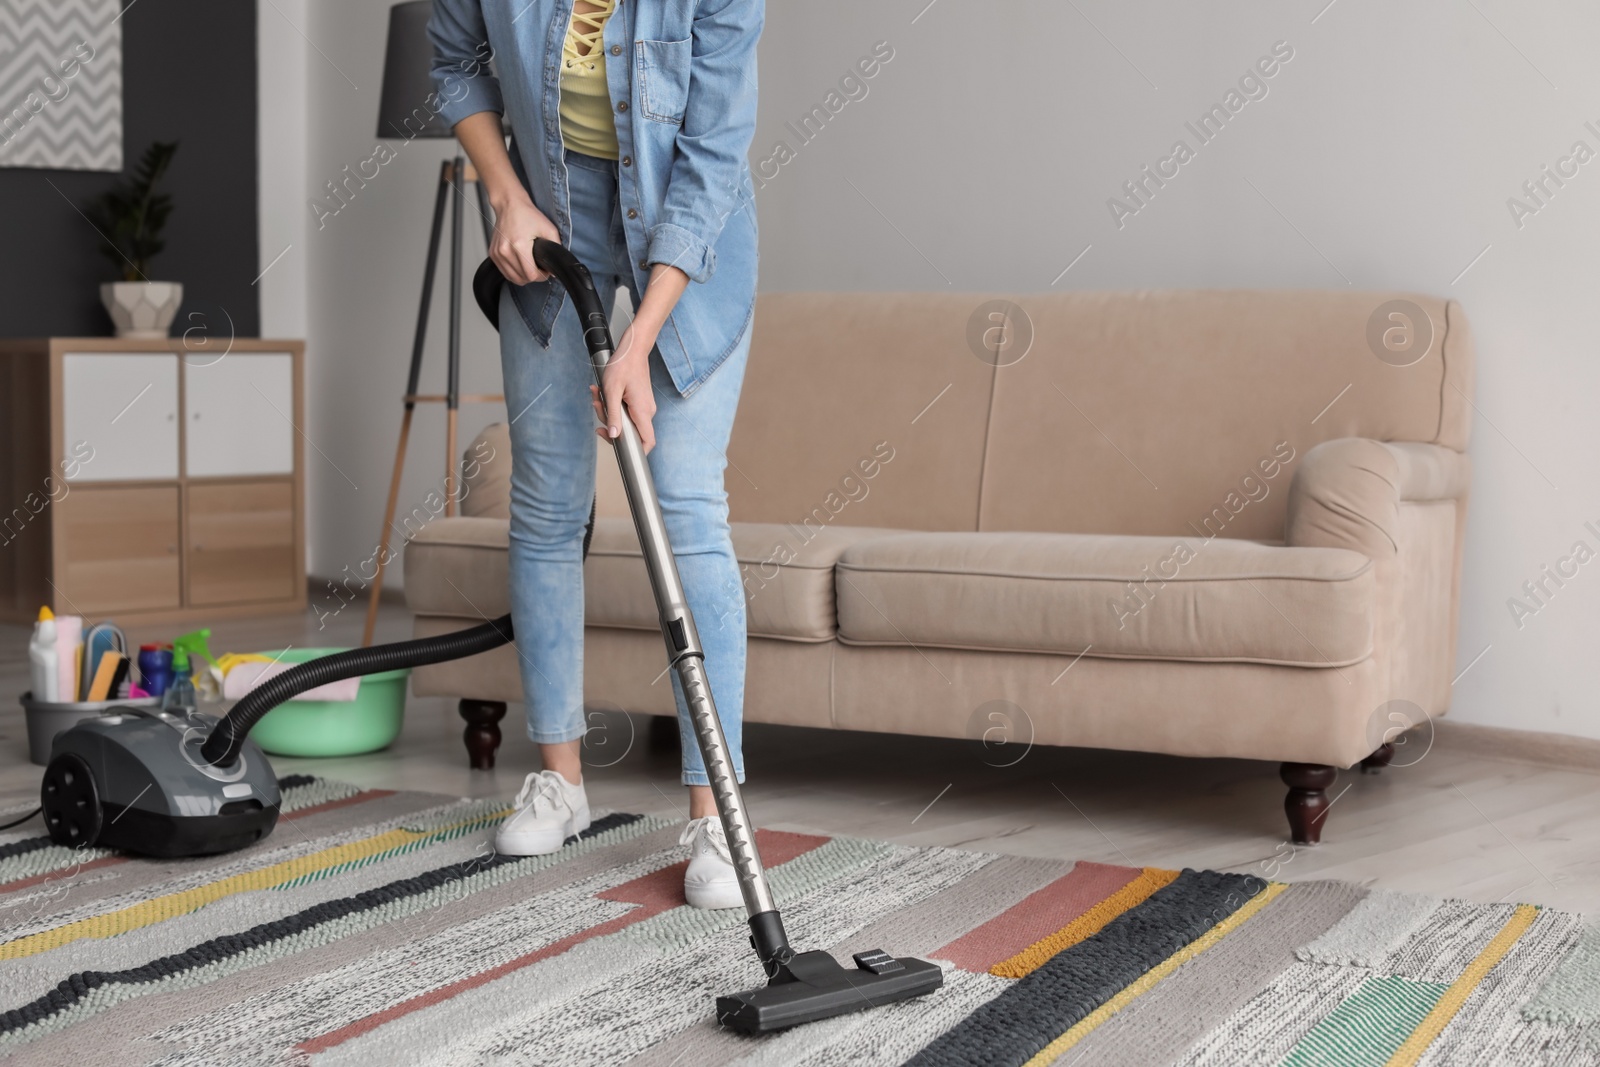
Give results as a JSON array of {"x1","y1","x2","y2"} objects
[
  {"x1": 263, "y1": 0, "x2": 1600, "y2": 739},
  {"x1": 262, "y1": 0, "x2": 508, "y2": 629}
]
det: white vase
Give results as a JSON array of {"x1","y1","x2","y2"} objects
[{"x1": 99, "y1": 281, "x2": 183, "y2": 339}]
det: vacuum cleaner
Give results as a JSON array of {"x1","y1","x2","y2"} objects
[{"x1": 38, "y1": 238, "x2": 941, "y2": 1033}]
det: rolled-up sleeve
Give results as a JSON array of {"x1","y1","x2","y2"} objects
[
  {"x1": 646, "y1": 0, "x2": 763, "y2": 283},
  {"x1": 427, "y1": 0, "x2": 503, "y2": 129}
]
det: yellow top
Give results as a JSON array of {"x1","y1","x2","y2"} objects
[{"x1": 558, "y1": 0, "x2": 620, "y2": 160}]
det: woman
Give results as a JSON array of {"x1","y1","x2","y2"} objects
[{"x1": 429, "y1": 0, "x2": 762, "y2": 909}]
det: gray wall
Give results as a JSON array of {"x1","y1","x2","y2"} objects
[
  {"x1": 267, "y1": 0, "x2": 1600, "y2": 740},
  {"x1": 0, "y1": 0, "x2": 259, "y2": 338}
]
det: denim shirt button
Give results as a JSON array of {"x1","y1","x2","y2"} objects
[
  {"x1": 616, "y1": 100, "x2": 628, "y2": 112},
  {"x1": 610, "y1": 45, "x2": 621, "y2": 56},
  {"x1": 621, "y1": 156, "x2": 632, "y2": 167},
  {"x1": 627, "y1": 208, "x2": 638, "y2": 219}
]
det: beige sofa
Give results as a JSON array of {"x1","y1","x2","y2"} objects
[{"x1": 405, "y1": 290, "x2": 1473, "y2": 844}]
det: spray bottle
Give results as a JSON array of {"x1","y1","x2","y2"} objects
[
  {"x1": 28, "y1": 607, "x2": 58, "y2": 703},
  {"x1": 161, "y1": 629, "x2": 215, "y2": 714}
]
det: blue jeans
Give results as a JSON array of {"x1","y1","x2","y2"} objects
[{"x1": 499, "y1": 149, "x2": 749, "y2": 786}]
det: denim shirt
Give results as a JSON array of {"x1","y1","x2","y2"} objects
[{"x1": 428, "y1": 0, "x2": 762, "y2": 396}]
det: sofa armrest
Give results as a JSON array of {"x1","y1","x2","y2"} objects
[
  {"x1": 1285, "y1": 438, "x2": 1470, "y2": 558},
  {"x1": 404, "y1": 516, "x2": 511, "y2": 616},
  {"x1": 1384, "y1": 441, "x2": 1472, "y2": 503}
]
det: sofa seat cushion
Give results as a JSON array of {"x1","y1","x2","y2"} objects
[
  {"x1": 834, "y1": 532, "x2": 1375, "y2": 667},
  {"x1": 405, "y1": 516, "x2": 904, "y2": 642},
  {"x1": 589, "y1": 517, "x2": 903, "y2": 641}
]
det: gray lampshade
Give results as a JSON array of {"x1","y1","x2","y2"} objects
[{"x1": 377, "y1": 1, "x2": 450, "y2": 139}]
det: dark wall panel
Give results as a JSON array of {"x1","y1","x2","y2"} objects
[{"x1": 0, "y1": 1, "x2": 259, "y2": 338}]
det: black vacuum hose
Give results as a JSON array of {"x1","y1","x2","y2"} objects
[
  {"x1": 202, "y1": 242, "x2": 606, "y2": 769},
  {"x1": 200, "y1": 615, "x2": 515, "y2": 766}
]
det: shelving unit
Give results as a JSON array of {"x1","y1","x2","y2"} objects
[{"x1": 0, "y1": 338, "x2": 306, "y2": 626}]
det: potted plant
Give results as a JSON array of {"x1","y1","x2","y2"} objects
[{"x1": 88, "y1": 140, "x2": 182, "y2": 338}]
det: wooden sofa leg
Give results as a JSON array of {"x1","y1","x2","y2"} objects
[
  {"x1": 1360, "y1": 742, "x2": 1396, "y2": 773},
  {"x1": 460, "y1": 699, "x2": 506, "y2": 770},
  {"x1": 1281, "y1": 763, "x2": 1337, "y2": 845}
]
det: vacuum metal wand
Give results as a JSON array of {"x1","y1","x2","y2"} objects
[
  {"x1": 608, "y1": 422, "x2": 776, "y2": 917},
  {"x1": 531, "y1": 239, "x2": 940, "y2": 1031},
  {"x1": 531, "y1": 240, "x2": 783, "y2": 940}
]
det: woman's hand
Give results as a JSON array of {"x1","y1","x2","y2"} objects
[
  {"x1": 592, "y1": 315, "x2": 662, "y2": 452},
  {"x1": 452, "y1": 112, "x2": 558, "y2": 283},
  {"x1": 490, "y1": 190, "x2": 561, "y2": 285},
  {"x1": 589, "y1": 264, "x2": 690, "y2": 454}
]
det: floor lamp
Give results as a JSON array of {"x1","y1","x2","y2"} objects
[{"x1": 364, "y1": 1, "x2": 503, "y2": 646}]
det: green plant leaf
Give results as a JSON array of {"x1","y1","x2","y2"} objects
[{"x1": 83, "y1": 140, "x2": 180, "y2": 280}]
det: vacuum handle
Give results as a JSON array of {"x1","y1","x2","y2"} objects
[{"x1": 532, "y1": 238, "x2": 614, "y2": 370}]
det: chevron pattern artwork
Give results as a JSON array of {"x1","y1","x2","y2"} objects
[{"x1": 0, "y1": 0, "x2": 122, "y2": 171}]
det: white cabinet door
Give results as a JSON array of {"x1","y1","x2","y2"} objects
[
  {"x1": 62, "y1": 353, "x2": 180, "y2": 481},
  {"x1": 184, "y1": 353, "x2": 295, "y2": 477}
]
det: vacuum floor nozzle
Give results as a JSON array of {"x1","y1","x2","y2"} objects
[{"x1": 716, "y1": 948, "x2": 944, "y2": 1033}]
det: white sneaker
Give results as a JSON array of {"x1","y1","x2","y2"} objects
[
  {"x1": 680, "y1": 816, "x2": 744, "y2": 910},
  {"x1": 494, "y1": 770, "x2": 591, "y2": 856}
]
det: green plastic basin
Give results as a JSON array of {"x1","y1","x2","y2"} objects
[{"x1": 247, "y1": 648, "x2": 410, "y2": 757}]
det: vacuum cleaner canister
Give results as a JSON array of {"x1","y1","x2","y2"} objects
[{"x1": 42, "y1": 706, "x2": 280, "y2": 857}]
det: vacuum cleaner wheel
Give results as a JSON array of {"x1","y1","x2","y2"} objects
[{"x1": 42, "y1": 752, "x2": 103, "y2": 849}]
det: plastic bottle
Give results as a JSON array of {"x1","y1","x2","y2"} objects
[
  {"x1": 54, "y1": 615, "x2": 83, "y2": 704},
  {"x1": 161, "y1": 653, "x2": 197, "y2": 713},
  {"x1": 28, "y1": 607, "x2": 58, "y2": 703},
  {"x1": 138, "y1": 644, "x2": 175, "y2": 697},
  {"x1": 161, "y1": 629, "x2": 214, "y2": 714}
]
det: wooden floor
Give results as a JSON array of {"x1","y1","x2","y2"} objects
[{"x1": 4, "y1": 602, "x2": 1597, "y2": 914}]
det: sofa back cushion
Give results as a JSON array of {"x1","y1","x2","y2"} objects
[
  {"x1": 476, "y1": 289, "x2": 1473, "y2": 543},
  {"x1": 461, "y1": 422, "x2": 513, "y2": 519},
  {"x1": 726, "y1": 293, "x2": 997, "y2": 532},
  {"x1": 978, "y1": 291, "x2": 1471, "y2": 539},
  {"x1": 733, "y1": 290, "x2": 1470, "y2": 540}
]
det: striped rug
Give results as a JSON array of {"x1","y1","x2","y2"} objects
[{"x1": 0, "y1": 777, "x2": 1592, "y2": 1066}]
